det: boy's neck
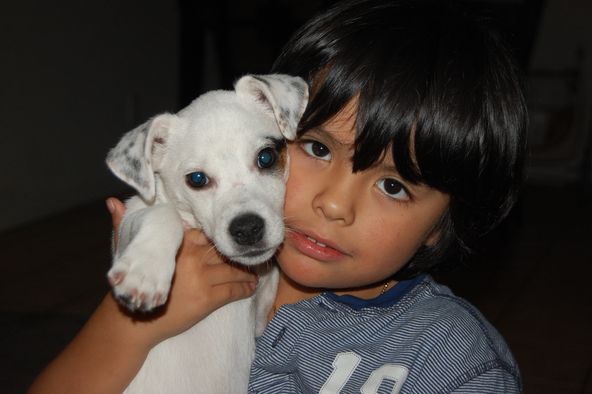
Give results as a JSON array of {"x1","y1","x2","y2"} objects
[
  {"x1": 268, "y1": 272, "x2": 319, "y2": 322},
  {"x1": 273, "y1": 271, "x2": 398, "y2": 309},
  {"x1": 274, "y1": 271, "x2": 321, "y2": 307}
]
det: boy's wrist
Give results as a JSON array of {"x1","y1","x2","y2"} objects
[{"x1": 95, "y1": 294, "x2": 161, "y2": 353}]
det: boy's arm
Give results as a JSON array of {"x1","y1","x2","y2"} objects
[
  {"x1": 29, "y1": 240, "x2": 258, "y2": 394},
  {"x1": 28, "y1": 199, "x2": 259, "y2": 394},
  {"x1": 28, "y1": 294, "x2": 153, "y2": 394}
]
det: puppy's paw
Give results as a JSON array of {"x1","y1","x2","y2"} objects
[{"x1": 108, "y1": 252, "x2": 174, "y2": 312}]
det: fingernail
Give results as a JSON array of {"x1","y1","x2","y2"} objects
[{"x1": 106, "y1": 198, "x2": 115, "y2": 214}]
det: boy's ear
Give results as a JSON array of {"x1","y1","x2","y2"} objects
[
  {"x1": 425, "y1": 230, "x2": 441, "y2": 247},
  {"x1": 424, "y1": 223, "x2": 444, "y2": 247},
  {"x1": 105, "y1": 113, "x2": 176, "y2": 202},
  {"x1": 235, "y1": 74, "x2": 309, "y2": 140}
]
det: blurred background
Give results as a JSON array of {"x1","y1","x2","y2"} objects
[{"x1": 1, "y1": 0, "x2": 591, "y2": 393}]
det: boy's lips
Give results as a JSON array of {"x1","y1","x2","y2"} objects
[{"x1": 287, "y1": 228, "x2": 348, "y2": 261}]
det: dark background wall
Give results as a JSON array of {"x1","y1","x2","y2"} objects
[
  {"x1": 1, "y1": 0, "x2": 590, "y2": 232},
  {"x1": 1, "y1": 1, "x2": 180, "y2": 231}
]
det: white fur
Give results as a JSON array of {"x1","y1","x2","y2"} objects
[{"x1": 105, "y1": 74, "x2": 308, "y2": 393}]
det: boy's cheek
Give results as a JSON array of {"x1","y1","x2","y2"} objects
[{"x1": 284, "y1": 177, "x2": 307, "y2": 213}]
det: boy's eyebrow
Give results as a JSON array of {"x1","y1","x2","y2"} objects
[
  {"x1": 380, "y1": 163, "x2": 398, "y2": 173},
  {"x1": 314, "y1": 126, "x2": 352, "y2": 147}
]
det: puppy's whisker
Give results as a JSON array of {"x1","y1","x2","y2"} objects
[
  {"x1": 282, "y1": 214, "x2": 299, "y2": 224},
  {"x1": 202, "y1": 244, "x2": 221, "y2": 261},
  {"x1": 284, "y1": 227, "x2": 298, "y2": 236}
]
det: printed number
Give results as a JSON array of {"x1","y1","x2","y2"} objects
[
  {"x1": 320, "y1": 352, "x2": 409, "y2": 394},
  {"x1": 361, "y1": 364, "x2": 409, "y2": 394},
  {"x1": 320, "y1": 352, "x2": 361, "y2": 393}
]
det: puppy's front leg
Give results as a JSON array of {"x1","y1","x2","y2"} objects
[
  {"x1": 108, "y1": 200, "x2": 184, "y2": 312},
  {"x1": 254, "y1": 266, "x2": 279, "y2": 336}
]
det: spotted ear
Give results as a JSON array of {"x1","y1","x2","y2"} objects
[
  {"x1": 235, "y1": 74, "x2": 309, "y2": 140},
  {"x1": 105, "y1": 114, "x2": 175, "y2": 202}
]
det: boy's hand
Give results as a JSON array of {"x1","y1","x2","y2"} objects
[{"x1": 105, "y1": 197, "x2": 258, "y2": 347}]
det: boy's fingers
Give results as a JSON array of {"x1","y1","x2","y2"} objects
[
  {"x1": 184, "y1": 229, "x2": 212, "y2": 246},
  {"x1": 106, "y1": 197, "x2": 126, "y2": 246},
  {"x1": 205, "y1": 263, "x2": 258, "y2": 286},
  {"x1": 107, "y1": 198, "x2": 126, "y2": 226},
  {"x1": 210, "y1": 281, "x2": 258, "y2": 305}
]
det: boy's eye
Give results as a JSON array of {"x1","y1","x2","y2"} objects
[
  {"x1": 301, "y1": 140, "x2": 331, "y2": 161},
  {"x1": 376, "y1": 178, "x2": 410, "y2": 201}
]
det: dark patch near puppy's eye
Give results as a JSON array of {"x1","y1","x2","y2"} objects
[
  {"x1": 263, "y1": 137, "x2": 287, "y2": 173},
  {"x1": 268, "y1": 137, "x2": 286, "y2": 152}
]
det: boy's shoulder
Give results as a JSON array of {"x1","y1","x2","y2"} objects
[
  {"x1": 398, "y1": 276, "x2": 521, "y2": 378},
  {"x1": 402, "y1": 275, "x2": 508, "y2": 346},
  {"x1": 387, "y1": 275, "x2": 522, "y2": 391}
]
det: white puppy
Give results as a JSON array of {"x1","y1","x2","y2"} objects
[{"x1": 105, "y1": 74, "x2": 308, "y2": 394}]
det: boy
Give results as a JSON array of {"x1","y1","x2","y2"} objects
[{"x1": 30, "y1": 0, "x2": 526, "y2": 392}]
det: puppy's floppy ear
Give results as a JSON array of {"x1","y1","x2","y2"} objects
[
  {"x1": 106, "y1": 114, "x2": 175, "y2": 202},
  {"x1": 235, "y1": 74, "x2": 309, "y2": 140}
]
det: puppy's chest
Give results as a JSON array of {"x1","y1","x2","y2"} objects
[{"x1": 161, "y1": 297, "x2": 256, "y2": 352}]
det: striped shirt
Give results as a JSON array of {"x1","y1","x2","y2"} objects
[{"x1": 249, "y1": 275, "x2": 521, "y2": 393}]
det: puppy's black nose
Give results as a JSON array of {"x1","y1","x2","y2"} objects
[{"x1": 229, "y1": 214, "x2": 265, "y2": 246}]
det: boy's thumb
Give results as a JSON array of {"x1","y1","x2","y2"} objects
[{"x1": 106, "y1": 197, "x2": 126, "y2": 231}]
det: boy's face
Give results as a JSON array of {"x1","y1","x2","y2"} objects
[{"x1": 276, "y1": 100, "x2": 449, "y2": 298}]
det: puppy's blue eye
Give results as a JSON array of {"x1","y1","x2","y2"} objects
[
  {"x1": 257, "y1": 147, "x2": 277, "y2": 169},
  {"x1": 186, "y1": 171, "x2": 209, "y2": 188}
]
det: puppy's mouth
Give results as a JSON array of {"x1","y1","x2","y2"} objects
[
  {"x1": 227, "y1": 246, "x2": 276, "y2": 265},
  {"x1": 242, "y1": 249, "x2": 271, "y2": 258}
]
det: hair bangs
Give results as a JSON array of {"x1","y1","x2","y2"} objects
[{"x1": 294, "y1": 31, "x2": 439, "y2": 185}]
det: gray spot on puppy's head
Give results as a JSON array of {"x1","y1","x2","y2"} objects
[
  {"x1": 290, "y1": 80, "x2": 306, "y2": 96},
  {"x1": 252, "y1": 75, "x2": 271, "y2": 88},
  {"x1": 280, "y1": 106, "x2": 292, "y2": 121}
]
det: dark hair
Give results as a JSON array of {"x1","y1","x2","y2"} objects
[{"x1": 271, "y1": 0, "x2": 528, "y2": 279}]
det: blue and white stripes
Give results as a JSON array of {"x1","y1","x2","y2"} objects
[{"x1": 249, "y1": 275, "x2": 521, "y2": 393}]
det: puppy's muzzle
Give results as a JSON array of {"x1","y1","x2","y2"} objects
[{"x1": 229, "y1": 213, "x2": 265, "y2": 246}]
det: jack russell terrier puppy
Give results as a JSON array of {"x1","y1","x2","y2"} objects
[{"x1": 105, "y1": 74, "x2": 308, "y2": 393}]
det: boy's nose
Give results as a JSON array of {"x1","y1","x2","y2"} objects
[{"x1": 312, "y1": 178, "x2": 355, "y2": 225}]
